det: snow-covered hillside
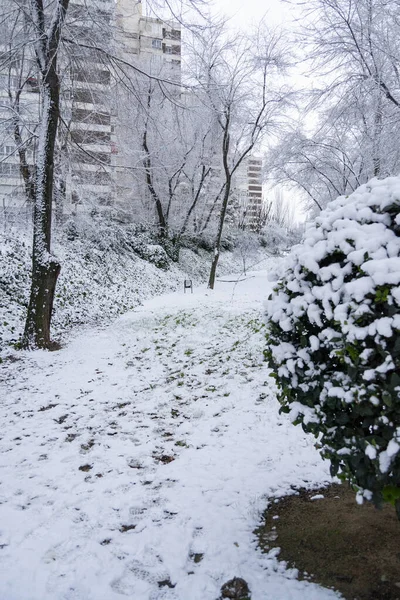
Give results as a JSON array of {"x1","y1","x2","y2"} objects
[{"x1": 0, "y1": 224, "x2": 267, "y2": 355}]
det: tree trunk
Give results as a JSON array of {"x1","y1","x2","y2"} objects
[
  {"x1": 372, "y1": 100, "x2": 382, "y2": 177},
  {"x1": 208, "y1": 182, "x2": 231, "y2": 289},
  {"x1": 23, "y1": 259, "x2": 61, "y2": 348},
  {"x1": 208, "y1": 119, "x2": 231, "y2": 290},
  {"x1": 23, "y1": 83, "x2": 61, "y2": 348},
  {"x1": 208, "y1": 249, "x2": 219, "y2": 290},
  {"x1": 142, "y1": 129, "x2": 168, "y2": 238},
  {"x1": 22, "y1": 33, "x2": 63, "y2": 348},
  {"x1": 55, "y1": 176, "x2": 66, "y2": 225}
]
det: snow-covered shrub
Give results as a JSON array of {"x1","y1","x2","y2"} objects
[
  {"x1": 233, "y1": 231, "x2": 261, "y2": 274},
  {"x1": 0, "y1": 235, "x2": 30, "y2": 349},
  {"x1": 62, "y1": 218, "x2": 171, "y2": 269},
  {"x1": 265, "y1": 178, "x2": 400, "y2": 513},
  {"x1": 260, "y1": 220, "x2": 301, "y2": 255}
]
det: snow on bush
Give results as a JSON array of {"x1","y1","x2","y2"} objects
[
  {"x1": 0, "y1": 235, "x2": 31, "y2": 348},
  {"x1": 265, "y1": 177, "x2": 400, "y2": 513},
  {"x1": 260, "y1": 220, "x2": 303, "y2": 256}
]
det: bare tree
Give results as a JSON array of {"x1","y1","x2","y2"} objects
[
  {"x1": 0, "y1": 2, "x2": 39, "y2": 212},
  {"x1": 300, "y1": 0, "x2": 400, "y2": 112},
  {"x1": 269, "y1": 84, "x2": 400, "y2": 213},
  {"x1": 20, "y1": 0, "x2": 70, "y2": 349},
  {"x1": 187, "y1": 22, "x2": 291, "y2": 288},
  {"x1": 273, "y1": 0, "x2": 400, "y2": 213},
  {"x1": 114, "y1": 60, "x2": 220, "y2": 249}
]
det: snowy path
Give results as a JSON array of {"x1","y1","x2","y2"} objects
[{"x1": 0, "y1": 272, "x2": 341, "y2": 600}]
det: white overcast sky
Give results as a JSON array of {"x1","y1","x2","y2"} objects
[
  {"x1": 212, "y1": 0, "x2": 293, "y2": 28},
  {"x1": 211, "y1": 0, "x2": 306, "y2": 221},
  {"x1": 145, "y1": 0, "x2": 296, "y2": 29}
]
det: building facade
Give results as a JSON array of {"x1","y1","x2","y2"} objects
[
  {"x1": 0, "y1": 0, "x2": 181, "y2": 223},
  {"x1": 117, "y1": 1, "x2": 181, "y2": 73},
  {"x1": 232, "y1": 156, "x2": 264, "y2": 230}
]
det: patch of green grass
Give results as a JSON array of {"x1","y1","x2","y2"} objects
[{"x1": 246, "y1": 318, "x2": 265, "y2": 333}]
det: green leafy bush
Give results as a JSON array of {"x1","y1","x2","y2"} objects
[{"x1": 265, "y1": 178, "x2": 400, "y2": 515}]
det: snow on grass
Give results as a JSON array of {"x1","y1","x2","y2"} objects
[{"x1": 0, "y1": 271, "x2": 340, "y2": 600}]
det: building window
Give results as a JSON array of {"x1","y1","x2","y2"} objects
[
  {"x1": 26, "y1": 77, "x2": 39, "y2": 92},
  {"x1": 71, "y1": 67, "x2": 110, "y2": 85},
  {"x1": 77, "y1": 171, "x2": 112, "y2": 185},
  {"x1": 164, "y1": 29, "x2": 181, "y2": 40},
  {"x1": 76, "y1": 150, "x2": 111, "y2": 165},
  {"x1": 74, "y1": 89, "x2": 102, "y2": 104},
  {"x1": 0, "y1": 163, "x2": 20, "y2": 176},
  {"x1": 72, "y1": 108, "x2": 111, "y2": 125},
  {"x1": 151, "y1": 39, "x2": 162, "y2": 49},
  {"x1": 0, "y1": 145, "x2": 15, "y2": 156},
  {"x1": 71, "y1": 130, "x2": 111, "y2": 144}
]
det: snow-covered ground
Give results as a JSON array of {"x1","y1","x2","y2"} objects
[{"x1": 0, "y1": 271, "x2": 340, "y2": 600}]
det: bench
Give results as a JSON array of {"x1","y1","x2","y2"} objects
[{"x1": 184, "y1": 279, "x2": 193, "y2": 294}]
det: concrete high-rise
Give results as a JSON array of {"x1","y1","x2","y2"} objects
[
  {"x1": 232, "y1": 156, "x2": 264, "y2": 230},
  {"x1": 117, "y1": 1, "x2": 181, "y2": 75},
  {"x1": 0, "y1": 0, "x2": 182, "y2": 222}
]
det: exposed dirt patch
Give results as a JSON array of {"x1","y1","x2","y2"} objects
[
  {"x1": 256, "y1": 483, "x2": 400, "y2": 599},
  {"x1": 218, "y1": 577, "x2": 251, "y2": 599},
  {"x1": 119, "y1": 524, "x2": 136, "y2": 533},
  {"x1": 190, "y1": 552, "x2": 204, "y2": 564},
  {"x1": 153, "y1": 453, "x2": 175, "y2": 464},
  {"x1": 78, "y1": 464, "x2": 92, "y2": 472},
  {"x1": 38, "y1": 403, "x2": 58, "y2": 412}
]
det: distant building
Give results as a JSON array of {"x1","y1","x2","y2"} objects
[{"x1": 232, "y1": 156, "x2": 263, "y2": 230}]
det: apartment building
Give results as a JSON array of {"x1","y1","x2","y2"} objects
[
  {"x1": 232, "y1": 156, "x2": 264, "y2": 230},
  {"x1": 0, "y1": 0, "x2": 182, "y2": 222},
  {"x1": 0, "y1": 82, "x2": 39, "y2": 222},
  {"x1": 0, "y1": 0, "x2": 115, "y2": 221},
  {"x1": 112, "y1": 0, "x2": 182, "y2": 219},
  {"x1": 64, "y1": 0, "x2": 115, "y2": 212},
  {"x1": 116, "y1": 1, "x2": 181, "y2": 75}
]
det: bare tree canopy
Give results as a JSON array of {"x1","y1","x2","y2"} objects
[{"x1": 269, "y1": 0, "x2": 400, "y2": 213}]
